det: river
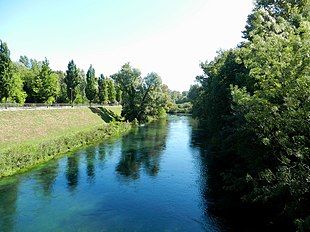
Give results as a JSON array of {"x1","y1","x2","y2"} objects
[{"x1": 0, "y1": 115, "x2": 225, "y2": 232}]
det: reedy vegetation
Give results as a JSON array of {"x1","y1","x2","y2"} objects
[{"x1": 189, "y1": 0, "x2": 310, "y2": 230}]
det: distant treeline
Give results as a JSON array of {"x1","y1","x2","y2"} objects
[
  {"x1": 188, "y1": 0, "x2": 310, "y2": 231},
  {"x1": 0, "y1": 43, "x2": 191, "y2": 122}
]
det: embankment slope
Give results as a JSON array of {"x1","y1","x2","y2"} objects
[{"x1": 0, "y1": 106, "x2": 130, "y2": 177}]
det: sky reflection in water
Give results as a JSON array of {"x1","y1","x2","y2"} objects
[{"x1": 0, "y1": 115, "x2": 222, "y2": 232}]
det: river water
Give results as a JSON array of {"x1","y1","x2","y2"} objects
[{"x1": 0, "y1": 115, "x2": 225, "y2": 232}]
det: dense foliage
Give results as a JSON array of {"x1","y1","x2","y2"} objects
[
  {"x1": 65, "y1": 60, "x2": 80, "y2": 103},
  {"x1": 85, "y1": 65, "x2": 97, "y2": 105},
  {"x1": 0, "y1": 43, "x2": 186, "y2": 121},
  {"x1": 190, "y1": 0, "x2": 310, "y2": 230},
  {"x1": 112, "y1": 63, "x2": 169, "y2": 122},
  {"x1": 0, "y1": 40, "x2": 26, "y2": 104}
]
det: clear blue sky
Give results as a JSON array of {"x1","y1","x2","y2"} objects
[{"x1": 1, "y1": 0, "x2": 254, "y2": 91}]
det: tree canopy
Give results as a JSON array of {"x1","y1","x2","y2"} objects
[
  {"x1": 65, "y1": 60, "x2": 80, "y2": 103},
  {"x1": 112, "y1": 63, "x2": 167, "y2": 122},
  {"x1": 0, "y1": 41, "x2": 26, "y2": 104},
  {"x1": 85, "y1": 65, "x2": 97, "y2": 105},
  {"x1": 190, "y1": 0, "x2": 310, "y2": 230},
  {"x1": 0, "y1": 43, "x2": 178, "y2": 113}
]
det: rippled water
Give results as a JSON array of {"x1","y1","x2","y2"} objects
[{"x1": 0, "y1": 115, "x2": 223, "y2": 232}]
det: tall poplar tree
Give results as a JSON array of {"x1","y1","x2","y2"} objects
[
  {"x1": 98, "y1": 74, "x2": 108, "y2": 104},
  {"x1": 85, "y1": 65, "x2": 97, "y2": 105},
  {"x1": 64, "y1": 60, "x2": 80, "y2": 103},
  {"x1": 107, "y1": 79, "x2": 116, "y2": 104},
  {"x1": 115, "y1": 84, "x2": 122, "y2": 104}
]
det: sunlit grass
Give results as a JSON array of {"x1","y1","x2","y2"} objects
[
  {"x1": 104, "y1": 105, "x2": 122, "y2": 116},
  {"x1": 0, "y1": 121, "x2": 131, "y2": 177},
  {"x1": 0, "y1": 106, "x2": 122, "y2": 151},
  {"x1": 0, "y1": 105, "x2": 129, "y2": 177}
]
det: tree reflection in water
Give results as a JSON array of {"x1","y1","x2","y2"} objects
[
  {"x1": 189, "y1": 119, "x2": 221, "y2": 226},
  {"x1": 0, "y1": 179, "x2": 19, "y2": 232},
  {"x1": 189, "y1": 118, "x2": 286, "y2": 231},
  {"x1": 34, "y1": 162, "x2": 59, "y2": 196},
  {"x1": 66, "y1": 155, "x2": 80, "y2": 191},
  {"x1": 85, "y1": 147, "x2": 97, "y2": 182},
  {"x1": 116, "y1": 118, "x2": 168, "y2": 180}
]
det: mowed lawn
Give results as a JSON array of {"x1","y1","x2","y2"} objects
[{"x1": 0, "y1": 106, "x2": 122, "y2": 150}]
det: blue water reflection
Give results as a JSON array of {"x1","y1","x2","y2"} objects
[{"x1": 0, "y1": 115, "x2": 222, "y2": 232}]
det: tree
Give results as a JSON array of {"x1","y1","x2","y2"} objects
[
  {"x1": 107, "y1": 79, "x2": 116, "y2": 104},
  {"x1": 187, "y1": 84, "x2": 202, "y2": 116},
  {"x1": 187, "y1": 84, "x2": 200, "y2": 102},
  {"x1": 64, "y1": 60, "x2": 80, "y2": 104},
  {"x1": 112, "y1": 63, "x2": 167, "y2": 122},
  {"x1": 19, "y1": 55, "x2": 31, "y2": 68},
  {"x1": 0, "y1": 40, "x2": 14, "y2": 104},
  {"x1": 85, "y1": 65, "x2": 97, "y2": 105},
  {"x1": 137, "y1": 72, "x2": 166, "y2": 121},
  {"x1": 38, "y1": 58, "x2": 59, "y2": 103},
  {"x1": 97, "y1": 74, "x2": 104, "y2": 104},
  {"x1": 20, "y1": 58, "x2": 58, "y2": 103},
  {"x1": 55, "y1": 70, "x2": 66, "y2": 103},
  {"x1": 98, "y1": 74, "x2": 108, "y2": 104},
  {"x1": 231, "y1": 11, "x2": 310, "y2": 229},
  {"x1": 9, "y1": 63, "x2": 27, "y2": 103},
  {"x1": 170, "y1": 90, "x2": 181, "y2": 103},
  {"x1": 191, "y1": 1, "x2": 310, "y2": 229},
  {"x1": 115, "y1": 84, "x2": 122, "y2": 104},
  {"x1": 76, "y1": 68, "x2": 87, "y2": 103},
  {"x1": 112, "y1": 63, "x2": 142, "y2": 121},
  {"x1": 255, "y1": 0, "x2": 309, "y2": 19},
  {"x1": 0, "y1": 40, "x2": 26, "y2": 104},
  {"x1": 243, "y1": 0, "x2": 310, "y2": 40},
  {"x1": 21, "y1": 59, "x2": 41, "y2": 102}
]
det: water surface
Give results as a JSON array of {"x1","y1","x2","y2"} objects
[{"x1": 0, "y1": 115, "x2": 222, "y2": 232}]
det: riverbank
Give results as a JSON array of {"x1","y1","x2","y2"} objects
[
  {"x1": 0, "y1": 115, "x2": 223, "y2": 232},
  {"x1": 0, "y1": 107, "x2": 131, "y2": 178}
]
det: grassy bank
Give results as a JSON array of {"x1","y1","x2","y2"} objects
[
  {"x1": 0, "y1": 106, "x2": 131, "y2": 178},
  {"x1": 0, "y1": 106, "x2": 121, "y2": 150}
]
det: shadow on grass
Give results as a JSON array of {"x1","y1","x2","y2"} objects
[{"x1": 88, "y1": 107, "x2": 121, "y2": 123}]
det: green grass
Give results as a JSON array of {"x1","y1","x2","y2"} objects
[
  {"x1": 0, "y1": 106, "x2": 122, "y2": 150},
  {"x1": 0, "y1": 105, "x2": 130, "y2": 178},
  {"x1": 104, "y1": 105, "x2": 122, "y2": 116}
]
